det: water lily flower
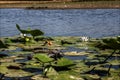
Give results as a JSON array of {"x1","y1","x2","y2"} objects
[{"x1": 81, "y1": 37, "x2": 89, "y2": 42}]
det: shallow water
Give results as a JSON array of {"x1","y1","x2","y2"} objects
[
  {"x1": 101, "y1": 65, "x2": 120, "y2": 70},
  {"x1": 61, "y1": 46, "x2": 84, "y2": 52},
  {"x1": 0, "y1": 9, "x2": 120, "y2": 38},
  {"x1": 64, "y1": 55, "x2": 87, "y2": 60}
]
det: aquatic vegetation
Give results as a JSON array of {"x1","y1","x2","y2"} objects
[
  {"x1": 94, "y1": 36, "x2": 120, "y2": 50},
  {"x1": 34, "y1": 54, "x2": 55, "y2": 77},
  {"x1": 82, "y1": 36, "x2": 120, "y2": 79},
  {"x1": 0, "y1": 36, "x2": 120, "y2": 79},
  {"x1": 61, "y1": 40, "x2": 75, "y2": 45},
  {"x1": 34, "y1": 54, "x2": 75, "y2": 77},
  {"x1": 52, "y1": 58, "x2": 75, "y2": 68},
  {"x1": 80, "y1": 37, "x2": 89, "y2": 42},
  {"x1": 0, "y1": 39, "x2": 7, "y2": 48},
  {"x1": 102, "y1": 37, "x2": 120, "y2": 49},
  {"x1": 34, "y1": 54, "x2": 75, "y2": 68},
  {"x1": 96, "y1": 37, "x2": 120, "y2": 62},
  {"x1": 0, "y1": 66, "x2": 8, "y2": 74},
  {"x1": 16, "y1": 24, "x2": 30, "y2": 34},
  {"x1": 48, "y1": 49, "x2": 63, "y2": 60},
  {"x1": 34, "y1": 54, "x2": 54, "y2": 64},
  {"x1": 34, "y1": 36, "x2": 54, "y2": 42},
  {"x1": 16, "y1": 24, "x2": 44, "y2": 39}
]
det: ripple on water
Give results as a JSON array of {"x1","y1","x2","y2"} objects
[{"x1": 0, "y1": 9, "x2": 119, "y2": 38}]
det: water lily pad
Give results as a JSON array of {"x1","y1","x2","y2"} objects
[
  {"x1": 0, "y1": 40, "x2": 7, "y2": 48},
  {"x1": 53, "y1": 58, "x2": 75, "y2": 67},
  {"x1": 34, "y1": 54, "x2": 53, "y2": 63},
  {"x1": 0, "y1": 66, "x2": 8, "y2": 74}
]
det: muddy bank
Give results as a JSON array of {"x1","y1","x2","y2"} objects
[{"x1": 0, "y1": 1, "x2": 120, "y2": 9}]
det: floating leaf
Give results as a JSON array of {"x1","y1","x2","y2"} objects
[
  {"x1": 95, "y1": 37, "x2": 120, "y2": 50},
  {"x1": 16, "y1": 24, "x2": 44, "y2": 39},
  {"x1": 16, "y1": 24, "x2": 30, "y2": 34},
  {"x1": 53, "y1": 58, "x2": 75, "y2": 67},
  {"x1": 0, "y1": 39, "x2": 7, "y2": 48},
  {"x1": 34, "y1": 54, "x2": 53, "y2": 63},
  {"x1": 30, "y1": 29, "x2": 44, "y2": 39},
  {"x1": 102, "y1": 38, "x2": 120, "y2": 50}
]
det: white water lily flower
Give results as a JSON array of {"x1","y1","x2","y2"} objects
[{"x1": 81, "y1": 37, "x2": 89, "y2": 42}]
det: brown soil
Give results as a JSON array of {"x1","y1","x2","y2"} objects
[{"x1": 0, "y1": 1, "x2": 120, "y2": 9}]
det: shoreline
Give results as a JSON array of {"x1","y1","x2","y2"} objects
[{"x1": 0, "y1": 1, "x2": 120, "y2": 9}]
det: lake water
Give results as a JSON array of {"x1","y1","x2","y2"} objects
[{"x1": 0, "y1": 9, "x2": 120, "y2": 38}]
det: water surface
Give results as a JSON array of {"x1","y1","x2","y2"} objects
[{"x1": 0, "y1": 9, "x2": 120, "y2": 38}]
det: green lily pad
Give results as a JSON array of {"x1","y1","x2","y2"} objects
[
  {"x1": 102, "y1": 38, "x2": 120, "y2": 50},
  {"x1": 34, "y1": 54, "x2": 53, "y2": 63},
  {"x1": 0, "y1": 39, "x2": 7, "y2": 48},
  {"x1": 53, "y1": 58, "x2": 75, "y2": 67}
]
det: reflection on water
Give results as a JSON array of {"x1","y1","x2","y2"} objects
[{"x1": 0, "y1": 9, "x2": 120, "y2": 38}]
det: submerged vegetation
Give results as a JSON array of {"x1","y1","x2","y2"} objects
[{"x1": 0, "y1": 25, "x2": 120, "y2": 80}]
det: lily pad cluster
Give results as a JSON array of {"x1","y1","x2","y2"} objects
[
  {"x1": 34, "y1": 54, "x2": 75, "y2": 77},
  {"x1": 95, "y1": 36, "x2": 120, "y2": 50}
]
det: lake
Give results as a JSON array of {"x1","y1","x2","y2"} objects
[{"x1": 0, "y1": 9, "x2": 120, "y2": 38}]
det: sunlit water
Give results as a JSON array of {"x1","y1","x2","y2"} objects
[{"x1": 0, "y1": 9, "x2": 120, "y2": 38}]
